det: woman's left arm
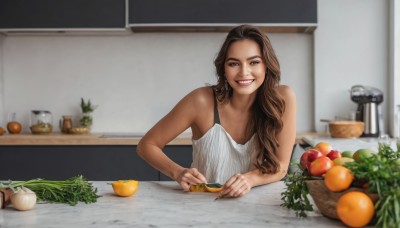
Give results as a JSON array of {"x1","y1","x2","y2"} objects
[{"x1": 220, "y1": 85, "x2": 297, "y2": 198}]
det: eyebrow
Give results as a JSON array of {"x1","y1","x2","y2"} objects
[{"x1": 226, "y1": 56, "x2": 262, "y2": 62}]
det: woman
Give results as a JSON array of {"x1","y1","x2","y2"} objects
[{"x1": 137, "y1": 24, "x2": 296, "y2": 198}]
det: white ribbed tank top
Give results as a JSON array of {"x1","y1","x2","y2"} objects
[{"x1": 190, "y1": 91, "x2": 258, "y2": 184}]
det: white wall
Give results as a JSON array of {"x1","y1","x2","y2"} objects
[
  {"x1": 0, "y1": 33, "x2": 313, "y2": 133},
  {"x1": 315, "y1": 0, "x2": 389, "y2": 133}
]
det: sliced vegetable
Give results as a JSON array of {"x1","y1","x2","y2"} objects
[
  {"x1": 205, "y1": 183, "x2": 223, "y2": 193},
  {"x1": 189, "y1": 183, "x2": 206, "y2": 192},
  {"x1": 189, "y1": 183, "x2": 223, "y2": 193}
]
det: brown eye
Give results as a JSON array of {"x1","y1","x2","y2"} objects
[{"x1": 227, "y1": 62, "x2": 239, "y2": 67}]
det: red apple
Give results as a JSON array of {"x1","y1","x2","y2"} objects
[
  {"x1": 300, "y1": 149, "x2": 324, "y2": 170},
  {"x1": 308, "y1": 157, "x2": 334, "y2": 176},
  {"x1": 327, "y1": 150, "x2": 342, "y2": 160}
]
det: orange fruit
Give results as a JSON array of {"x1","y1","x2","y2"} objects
[
  {"x1": 337, "y1": 191, "x2": 375, "y2": 227},
  {"x1": 189, "y1": 184, "x2": 206, "y2": 192},
  {"x1": 111, "y1": 180, "x2": 139, "y2": 197},
  {"x1": 324, "y1": 166, "x2": 354, "y2": 192},
  {"x1": 314, "y1": 142, "x2": 332, "y2": 156},
  {"x1": 205, "y1": 184, "x2": 223, "y2": 193},
  {"x1": 0, "y1": 127, "x2": 4, "y2": 135}
]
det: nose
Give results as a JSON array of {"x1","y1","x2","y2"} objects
[{"x1": 240, "y1": 63, "x2": 250, "y2": 77}]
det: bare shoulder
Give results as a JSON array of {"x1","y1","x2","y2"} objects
[
  {"x1": 276, "y1": 85, "x2": 296, "y2": 102},
  {"x1": 184, "y1": 86, "x2": 214, "y2": 109}
]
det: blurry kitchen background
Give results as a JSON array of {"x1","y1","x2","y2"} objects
[{"x1": 0, "y1": 0, "x2": 399, "y2": 136}]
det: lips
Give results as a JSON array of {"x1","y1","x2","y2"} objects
[{"x1": 236, "y1": 79, "x2": 255, "y2": 86}]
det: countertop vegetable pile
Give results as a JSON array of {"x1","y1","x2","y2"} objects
[
  {"x1": 281, "y1": 142, "x2": 400, "y2": 228},
  {"x1": 0, "y1": 175, "x2": 100, "y2": 206}
]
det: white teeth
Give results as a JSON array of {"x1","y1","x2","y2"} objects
[{"x1": 237, "y1": 80, "x2": 254, "y2": 85}]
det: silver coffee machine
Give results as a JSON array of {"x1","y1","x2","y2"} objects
[{"x1": 351, "y1": 85, "x2": 384, "y2": 137}]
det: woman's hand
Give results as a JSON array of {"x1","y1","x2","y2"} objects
[
  {"x1": 176, "y1": 168, "x2": 207, "y2": 191},
  {"x1": 219, "y1": 173, "x2": 252, "y2": 198}
]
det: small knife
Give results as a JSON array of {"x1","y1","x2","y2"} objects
[{"x1": 214, "y1": 192, "x2": 227, "y2": 201}]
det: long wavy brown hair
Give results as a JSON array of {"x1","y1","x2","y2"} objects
[{"x1": 213, "y1": 24, "x2": 285, "y2": 174}]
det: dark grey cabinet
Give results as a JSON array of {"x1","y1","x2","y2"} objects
[
  {"x1": 129, "y1": 0, "x2": 316, "y2": 24},
  {"x1": 0, "y1": 145, "x2": 192, "y2": 181},
  {"x1": 160, "y1": 146, "x2": 194, "y2": 181},
  {"x1": 0, "y1": 0, "x2": 126, "y2": 30},
  {"x1": 129, "y1": 0, "x2": 317, "y2": 33}
]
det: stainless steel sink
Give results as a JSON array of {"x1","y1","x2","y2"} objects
[{"x1": 100, "y1": 133, "x2": 145, "y2": 138}]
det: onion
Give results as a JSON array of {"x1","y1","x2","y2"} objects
[{"x1": 10, "y1": 187, "x2": 37, "y2": 211}]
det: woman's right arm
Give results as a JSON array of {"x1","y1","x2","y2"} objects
[{"x1": 137, "y1": 88, "x2": 208, "y2": 190}]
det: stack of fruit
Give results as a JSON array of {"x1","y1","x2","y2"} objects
[{"x1": 281, "y1": 142, "x2": 400, "y2": 228}]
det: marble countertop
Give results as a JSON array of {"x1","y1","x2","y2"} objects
[{"x1": 0, "y1": 181, "x2": 343, "y2": 227}]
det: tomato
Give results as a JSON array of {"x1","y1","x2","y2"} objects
[
  {"x1": 111, "y1": 180, "x2": 139, "y2": 197},
  {"x1": 308, "y1": 157, "x2": 334, "y2": 176}
]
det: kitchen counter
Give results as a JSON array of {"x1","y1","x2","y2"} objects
[
  {"x1": 0, "y1": 181, "x2": 343, "y2": 227},
  {"x1": 0, "y1": 132, "x2": 310, "y2": 146},
  {"x1": 0, "y1": 132, "x2": 192, "y2": 145}
]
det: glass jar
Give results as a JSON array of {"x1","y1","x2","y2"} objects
[
  {"x1": 30, "y1": 110, "x2": 53, "y2": 134},
  {"x1": 80, "y1": 112, "x2": 93, "y2": 130}
]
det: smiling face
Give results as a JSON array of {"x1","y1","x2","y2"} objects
[{"x1": 224, "y1": 39, "x2": 267, "y2": 97}]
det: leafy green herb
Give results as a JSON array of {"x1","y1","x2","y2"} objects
[
  {"x1": 0, "y1": 175, "x2": 100, "y2": 206},
  {"x1": 344, "y1": 144, "x2": 400, "y2": 228},
  {"x1": 378, "y1": 143, "x2": 400, "y2": 160},
  {"x1": 80, "y1": 98, "x2": 98, "y2": 113},
  {"x1": 281, "y1": 164, "x2": 314, "y2": 217}
]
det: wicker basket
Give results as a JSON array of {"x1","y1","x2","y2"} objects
[
  {"x1": 305, "y1": 180, "x2": 378, "y2": 220},
  {"x1": 329, "y1": 121, "x2": 364, "y2": 138}
]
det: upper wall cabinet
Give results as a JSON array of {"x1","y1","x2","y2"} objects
[
  {"x1": 0, "y1": 0, "x2": 127, "y2": 32},
  {"x1": 129, "y1": 0, "x2": 317, "y2": 33}
]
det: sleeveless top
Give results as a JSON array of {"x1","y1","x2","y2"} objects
[{"x1": 191, "y1": 92, "x2": 258, "y2": 184}]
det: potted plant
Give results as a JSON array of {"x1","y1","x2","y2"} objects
[{"x1": 79, "y1": 98, "x2": 98, "y2": 130}]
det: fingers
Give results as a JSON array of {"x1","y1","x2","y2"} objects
[
  {"x1": 176, "y1": 168, "x2": 207, "y2": 191},
  {"x1": 180, "y1": 181, "x2": 191, "y2": 191},
  {"x1": 219, "y1": 173, "x2": 251, "y2": 198},
  {"x1": 191, "y1": 168, "x2": 207, "y2": 183}
]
